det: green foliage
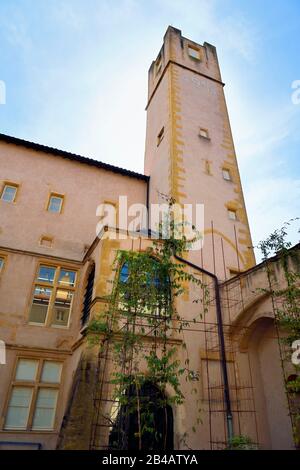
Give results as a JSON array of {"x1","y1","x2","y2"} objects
[
  {"x1": 226, "y1": 435, "x2": 259, "y2": 450},
  {"x1": 287, "y1": 376, "x2": 300, "y2": 394}
]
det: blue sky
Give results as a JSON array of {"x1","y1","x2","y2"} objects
[{"x1": 0, "y1": 0, "x2": 299, "y2": 256}]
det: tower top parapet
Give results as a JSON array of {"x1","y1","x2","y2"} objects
[{"x1": 147, "y1": 26, "x2": 223, "y2": 103}]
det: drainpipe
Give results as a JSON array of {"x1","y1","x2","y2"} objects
[{"x1": 173, "y1": 253, "x2": 233, "y2": 443}]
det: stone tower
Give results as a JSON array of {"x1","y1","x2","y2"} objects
[{"x1": 144, "y1": 26, "x2": 255, "y2": 278}]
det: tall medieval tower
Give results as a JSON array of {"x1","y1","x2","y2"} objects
[{"x1": 144, "y1": 27, "x2": 255, "y2": 278}]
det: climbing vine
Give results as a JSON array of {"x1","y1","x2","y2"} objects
[
  {"x1": 257, "y1": 219, "x2": 300, "y2": 446},
  {"x1": 88, "y1": 199, "x2": 208, "y2": 450}
]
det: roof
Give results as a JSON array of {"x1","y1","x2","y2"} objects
[
  {"x1": 222, "y1": 242, "x2": 300, "y2": 285},
  {"x1": 0, "y1": 133, "x2": 149, "y2": 181}
]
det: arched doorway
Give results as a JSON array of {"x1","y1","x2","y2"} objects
[
  {"x1": 247, "y1": 317, "x2": 294, "y2": 449},
  {"x1": 108, "y1": 382, "x2": 174, "y2": 450}
]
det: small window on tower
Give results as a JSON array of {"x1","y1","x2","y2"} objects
[
  {"x1": 157, "y1": 127, "x2": 164, "y2": 147},
  {"x1": 228, "y1": 209, "x2": 237, "y2": 221},
  {"x1": 222, "y1": 169, "x2": 231, "y2": 181},
  {"x1": 188, "y1": 45, "x2": 201, "y2": 60},
  {"x1": 199, "y1": 128, "x2": 210, "y2": 140}
]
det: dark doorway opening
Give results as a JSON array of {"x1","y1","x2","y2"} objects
[{"x1": 108, "y1": 381, "x2": 174, "y2": 450}]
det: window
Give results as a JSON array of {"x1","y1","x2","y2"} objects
[
  {"x1": 81, "y1": 264, "x2": 95, "y2": 326},
  {"x1": 157, "y1": 127, "x2": 164, "y2": 147},
  {"x1": 188, "y1": 45, "x2": 201, "y2": 60},
  {"x1": 47, "y1": 193, "x2": 64, "y2": 213},
  {"x1": 0, "y1": 257, "x2": 4, "y2": 273},
  {"x1": 40, "y1": 235, "x2": 53, "y2": 248},
  {"x1": 1, "y1": 183, "x2": 18, "y2": 203},
  {"x1": 199, "y1": 128, "x2": 210, "y2": 140},
  {"x1": 228, "y1": 209, "x2": 237, "y2": 221},
  {"x1": 4, "y1": 358, "x2": 62, "y2": 431},
  {"x1": 29, "y1": 265, "x2": 77, "y2": 327},
  {"x1": 222, "y1": 169, "x2": 231, "y2": 181},
  {"x1": 118, "y1": 260, "x2": 170, "y2": 318},
  {"x1": 109, "y1": 381, "x2": 174, "y2": 450}
]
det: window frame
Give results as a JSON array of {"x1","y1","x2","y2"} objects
[
  {"x1": 3, "y1": 357, "x2": 63, "y2": 432},
  {"x1": 157, "y1": 126, "x2": 165, "y2": 147},
  {"x1": 39, "y1": 235, "x2": 54, "y2": 248},
  {"x1": 222, "y1": 168, "x2": 232, "y2": 181},
  {"x1": 28, "y1": 263, "x2": 78, "y2": 328},
  {"x1": 0, "y1": 256, "x2": 5, "y2": 274},
  {"x1": 188, "y1": 44, "x2": 201, "y2": 61},
  {"x1": 118, "y1": 259, "x2": 171, "y2": 319},
  {"x1": 199, "y1": 128, "x2": 210, "y2": 140},
  {"x1": 0, "y1": 253, "x2": 7, "y2": 278},
  {"x1": 228, "y1": 209, "x2": 238, "y2": 221},
  {"x1": 46, "y1": 192, "x2": 64, "y2": 214},
  {"x1": 81, "y1": 263, "x2": 95, "y2": 327},
  {"x1": 0, "y1": 182, "x2": 19, "y2": 203}
]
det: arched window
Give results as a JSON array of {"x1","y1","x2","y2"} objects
[
  {"x1": 108, "y1": 381, "x2": 174, "y2": 450},
  {"x1": 81, "y1": 264, "x2": 95, "y2": 326}
]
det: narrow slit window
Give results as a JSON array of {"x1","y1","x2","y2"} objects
[
  {"x1": 81, "y1": 265, "x2": 95, "y2": 326},
  {"x1": 157, "y1": 127, "x2": 164, "y2": 147},
  {"x1": 0, "y1": 256, "x2": 5, "y2": 273}
]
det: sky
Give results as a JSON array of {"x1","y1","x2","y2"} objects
[{"x1": 0, "y1": 0, "x2": 299, "y2": 258}]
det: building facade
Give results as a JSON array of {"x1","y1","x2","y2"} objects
[{"x1": 0, "y1": 27, "x2": 297, "y2": 450}]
